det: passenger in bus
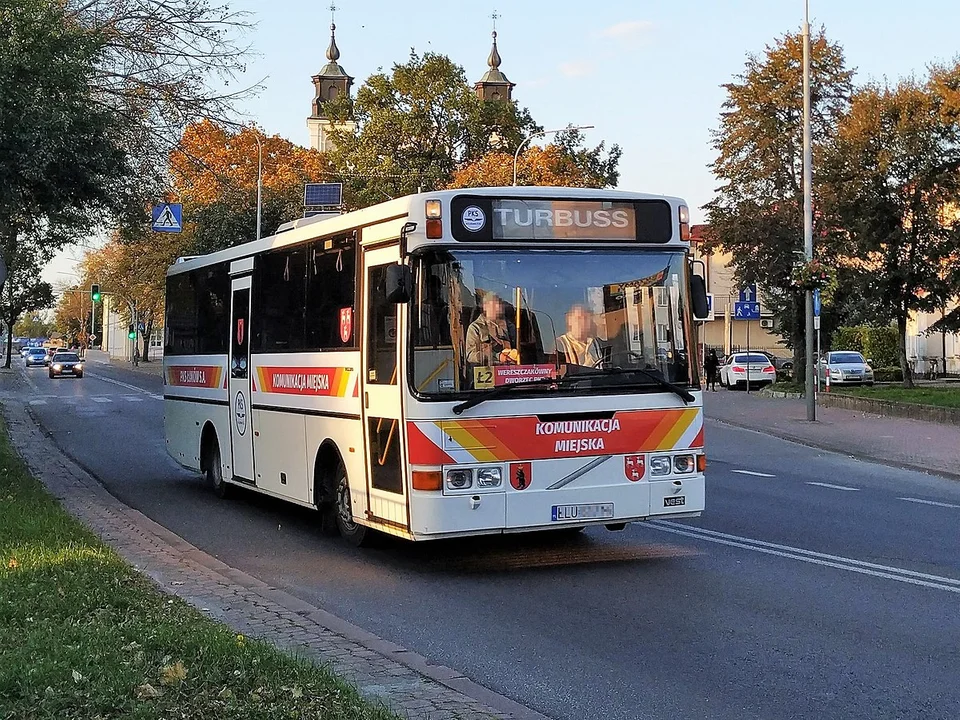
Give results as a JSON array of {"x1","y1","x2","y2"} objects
[
  {"x1": 555, "y1": 304, "x2": 604, "y2": 367},
  {"x1": 465, "y1": 291, "x2": 517, "y2": 366}
]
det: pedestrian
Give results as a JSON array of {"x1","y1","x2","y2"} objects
[{"x1": 705, "y1": 349, "x2": 720, "y2": 391}]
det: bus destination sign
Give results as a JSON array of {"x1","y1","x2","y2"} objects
[{"x1": 450, "y1": 196, "x2": 672, "y2": 243}]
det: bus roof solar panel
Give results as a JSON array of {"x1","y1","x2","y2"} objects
[{"x1": 304, "y1": 183, "x2": 342, "y2": 206}]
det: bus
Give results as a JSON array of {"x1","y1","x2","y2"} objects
[{"x1": 163, "y1": 187, "x2": 710, "y2": 545}]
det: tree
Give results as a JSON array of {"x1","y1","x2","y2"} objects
[
  {"x1": 0, "y1": 0, "x2": 130, "y2": 365},
  {"x1": 448, "y1": 144, "x2": 613, "y2": 189},
  {"x1": 326, "y1": 51, "x2": 540, "y2": 207},
  {"x1": 53, "y1": 287, "x2": 100, "y2": 347},
  {"x1": 823, "y1": 67, "x2": 960, "y2": 387},
  {"x1": 13, "y1": 314, "x2": 53, "y2": 340},
  {"x1": 171, "y1": 120, "x2": 333, "y2": 253},
  {"x1": 703, "y1": 29, "x2": 853, "y2": 377}
]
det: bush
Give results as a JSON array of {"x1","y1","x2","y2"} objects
[
  {"x1": 873, "y1": 366, "x2": 903, "y2": 382},
  {"x1": 831, "y1": 325, "x2": 898, "y2": 367}
]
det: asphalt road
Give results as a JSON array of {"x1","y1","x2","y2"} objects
[{"x1": 7, "y1": 360, "x2": 960, "y2": 720}]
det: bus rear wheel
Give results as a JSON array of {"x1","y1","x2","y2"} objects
[
  {"x1": 334, "y1": 461, "x2": 369, "y2": 547},
  {"x1": 204, "y1": 437, "x2": 230, "y2": 499}
]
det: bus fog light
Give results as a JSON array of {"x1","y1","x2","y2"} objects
[
  {"x1": 650, "y1": 456, "x2": 672, "y2": 476},
  {"x1": 476, "y1": 467, "x2": 502, "y2": 487},
  {"x1": 445, "y1": 469, "x2": 473, "y2": 489},
  {"x1": 674, "y1": 454, "x2": 695, "y2": 474}
]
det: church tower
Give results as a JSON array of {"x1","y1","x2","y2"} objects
[
  {"x1": 474, "y1": 16, "x2": 514, "y2": 102},
  {"x1": 307, "y1": 5, "x2": 355, "y2": 153}
]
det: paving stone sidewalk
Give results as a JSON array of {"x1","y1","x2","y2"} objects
[
  {"x1": 704, "y1": 390, "x2": 960, "y2": 479},
  {"x1": 2, "y1": 398, "x2": 546, "y2": 720}
]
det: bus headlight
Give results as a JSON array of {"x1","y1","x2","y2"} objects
[
  {"x1": 673, "y1": 455, "x2": 695, "y2": 474},
  {"x1": 650, "y1": 456, "x2": 672, "y2": 476},
  {"x1": 445, "y1": 469, "x2": 472, "y2": 490},
  {"x1": 476, "y1": 467, "x2": 502, "y2": 487}
]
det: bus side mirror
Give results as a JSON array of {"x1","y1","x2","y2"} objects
[
  {"x1": 691, "y1": 275, "x2": 709, "y2": 319},
  {"x1": 385, "y1": 264, "x2": 412, "y2": 304}
]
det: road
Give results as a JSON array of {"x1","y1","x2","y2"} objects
[{"x1": 6, "y1": 361, "x2": 960, "y2": 720}]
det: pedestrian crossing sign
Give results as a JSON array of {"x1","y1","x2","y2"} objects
[{"x1": 152, "y1": 203, "x2": 182, "y2": 233}]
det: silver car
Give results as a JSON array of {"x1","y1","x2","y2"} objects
[{"x1": 818, "y1": 351, "x2": 874, "y2": 386}]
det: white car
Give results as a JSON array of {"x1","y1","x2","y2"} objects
[{"x1": 720, "y1": 352, "x2": 777, "y2": 390}]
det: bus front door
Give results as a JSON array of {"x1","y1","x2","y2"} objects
[
  {"x1": 229, "y1": 276, "x2": 254, "y2": 483},
  {"x1": 360, "y1": 244, "x2": 408, "y2": 531}
]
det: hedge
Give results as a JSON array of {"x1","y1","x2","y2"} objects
[{"x1": 831, "y1": 325, "x2": 899, "y2": 367}]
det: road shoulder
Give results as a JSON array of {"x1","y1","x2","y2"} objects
[{"x1": 2, "y1": 398, "x2": 546, "y2": 720}]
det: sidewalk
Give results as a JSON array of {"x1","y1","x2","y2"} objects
[
  {"x1": 1, "y1": 391, "x2": 545, "y2": 720},
  {"x1": 85, "y1": 349, "x2": 163, "y2": 377},
  {"x1": 704, "y1": 390, "x2": 960, "y2": 480}
]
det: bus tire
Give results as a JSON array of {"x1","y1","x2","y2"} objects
[
  {"x1": 202, "y1": 429, "x2": 230, "y2": 499},
  {"x1": 333, "y1": 460, "x2": 370, "y2": 547},
  {"x1": 314, "y1": 448, "x2": 339, "y2": 537}
]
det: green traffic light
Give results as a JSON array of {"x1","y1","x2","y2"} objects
[{"x1": 93, "y1": 292, "x2": 101, "y2": 302}]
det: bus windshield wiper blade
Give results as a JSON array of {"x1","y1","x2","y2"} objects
[
  {"x1": 561, "y1": 368, "x2": 696, "y2": 404},
  {"x1": 452, "y1": 374, "x2": 561, "y2": 415}
]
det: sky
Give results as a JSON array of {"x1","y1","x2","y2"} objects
[{"x1": 42, "y1": 0, "x2": 960, "y2": 288}]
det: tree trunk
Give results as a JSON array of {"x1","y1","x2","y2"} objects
[
  {"x1": 791, "y1": 293, "x2": 805, "y2": 382},
  {"x1": 3, "y1": 310, "x2": 14, "y2": 368},
  {"x1": 897, "y1": 312, "x2": 914, "y2": 389}
]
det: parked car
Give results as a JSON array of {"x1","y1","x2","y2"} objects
[
  {"x1": 25, "y1": 348, "x2": 50, "y2": 367},
  {"x1": 818, "y1": 351, "x2": 874, "y2": 386},
  {"x1": 49, "y1": 352, "x2": 84, "y2": 379},
  {"x1": 720, "y1": 352, "x2": 777, "y2": 390}
]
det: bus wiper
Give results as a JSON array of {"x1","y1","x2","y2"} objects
[
  {"x1": 452, "y1": 367, "x2": 695, "y2": 415},
  {"x1": 452, "y1": 374, "x2": 562, "y2": 415},
  {"x1": 562, "y1": 367, "x2": 696, "y2": 404}
]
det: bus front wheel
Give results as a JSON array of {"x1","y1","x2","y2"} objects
[
  {"x1": 334, "y1": 462, "x2": 370, "y2": 547},
  {"x1": 204, "y1": 435, "x2": 230, "y2": 499}
]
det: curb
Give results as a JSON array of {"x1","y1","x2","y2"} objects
[
  {"x1": 820, "y1": 392, "x2": 960, "y2": 426},
  {"x1": 3, "y1": 398, "x2": 549, "y2": 720},
  {"x1": 759, "y1": 389, "x2": 804, "y2": 399},
  {"x1": 707, "y1": 414, "x2": 960, "y2": 483}
]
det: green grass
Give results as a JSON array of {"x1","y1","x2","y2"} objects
[
  {"x1": 766, "y1": 381, "x2": 806, "y2": 394},
  {"x1": 834, "y1": 386, "x2": 960, "y2": 409},
  {"x1": 0, "y1": 416, "x2": 398, "y2": 720}
]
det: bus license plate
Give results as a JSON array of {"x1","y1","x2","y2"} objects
[
  {"x1": 663, "y1": 496, "x2": 686, "y2": 507},
  {"x1": 551, "y1": 503, "x2": 614, "y2": 521}
]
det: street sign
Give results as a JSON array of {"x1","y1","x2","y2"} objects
[
  {"x1": 739, "y1": 284, "x2": 757, "y2": 303},
  {"x1": 813, "y1": 316, "x2": 821, "y2": 330},
  {"x1": 813, "y1": 288, "x2": 821, "y2": 317},
  {"x1": 734, "y1": 301, "x2": 761, "y2": 319},
  {"x1": 704, "y1": 293, "x2": 715, "y2": 321},
  {"x1": 152, "y1": 203, "x2": 183, "y2": 233}
]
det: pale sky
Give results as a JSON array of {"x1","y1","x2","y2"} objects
[{"x1": 43, "y1": 0, "x2": 960, "y2": 287}]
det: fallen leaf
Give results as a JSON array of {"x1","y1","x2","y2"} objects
[
  {"x1": 159, "y1": 661, "x2": 188, "y2": 686},
  {"x1": 136, "y1": 683, "x2": 161, "y2": 699},
  {"x1": 291, "y1": 686, "x2": 303, "y2": 699},
  {"x1": 71, "y1": 670, "x2": 83, "y2": 683},
  {"x1": 217, "y1": 687, "x2": 233, "y2": 699},
  {"x1": 7, "y1": 558, "x2": 17, "y2": 569}
]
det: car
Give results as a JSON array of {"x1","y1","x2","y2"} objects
[
  {"x1": 719, "y1": 352, "x2": 777, "y2": 390},
  {"x1": 20, "y1": 345, "x2": 38, "y2": 358},
  {"x1": 25, "y1": 348, "x2": 49, "y2": 367},
  {"x1": 48, "y1": 352, "x2": 84, "y2": 378},
  {"x1": 818, "y1": 351, "x2": 874, "y2": 386}
]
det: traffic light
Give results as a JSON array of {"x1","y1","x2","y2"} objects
[
  {"x1": 91, "y1": 284, "x2": 101, "y2": 303},
  {"x1": 127, "y1": 324, "x2": 136, "y2": 340}
]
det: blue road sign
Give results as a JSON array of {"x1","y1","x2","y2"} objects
[
  {"x1": 813, "y1": 289, "x2": 821, "y2": 317},
  {"x1": 152, "y1": 203, "x2": 182, "y2": 233},
  {"x1": 734, "y1": 301, "x2": 761, "y2": 319},
  {"x1": 706, "y1": 294, "x2": 713, "y2": 313},
  {"x1": 739, "y1": 284, "x2": 757, "y2": 303}
]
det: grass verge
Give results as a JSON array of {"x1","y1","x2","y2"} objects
[
  {"x1": 765, "y1": 381, "x2": 806, "y2": 394},
  {"x1": 0, "y1": 415, "x2": 397, "y2": 720},
  {"x1": 833, "y1": 386, "x2": 960, "y2": 410}
]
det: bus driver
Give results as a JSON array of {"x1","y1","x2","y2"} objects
[
  {"x1": 556, "y1": 304, "x2": 604, "y2": 367},
  {"x1": 465, "y1": 291, "x2": 518, "y2": 366}
]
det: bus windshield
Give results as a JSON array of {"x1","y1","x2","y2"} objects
[{"x1": 410, "y1": 248, "x2": 697, "y2": 397}]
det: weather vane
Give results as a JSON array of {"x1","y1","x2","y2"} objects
[
  {"x1": 330, "y1": 3, "x2": 337, "y2": 23},
  {"x1": 491, "y1": 10, "x2": 498, "y2": 32}
]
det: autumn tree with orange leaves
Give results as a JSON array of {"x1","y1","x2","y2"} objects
[{"x1": 171, "y1": 121, "x2": 334, "y2": 254}]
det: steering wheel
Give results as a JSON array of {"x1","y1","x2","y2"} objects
[{"x1": 592, "y1": 350, "x2": 646, "y2": 369}]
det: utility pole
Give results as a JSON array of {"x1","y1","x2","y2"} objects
[{"x1": 803, "y1": 0, "x2": 816, "y2": 421}]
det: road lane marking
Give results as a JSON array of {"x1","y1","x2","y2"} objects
[
  {"x1": 123, "y1": 395, "x2": 144, "y2": 402},
  {"x1": 646, "y1": 520, "x2": 960, "y2": 594},
  {"x1": 28, "y1": 399, "x2": 47, "y2": 406},
  {"x1": 92, "y1": 397, "x2": 111, "y2": 403},
  {"x1": 806, "y1": 481, "x2": 859, "y2": 491},
  {"x1": 85, "y1": 372, "x2": 162, "y2": 400},
  {"x1": 899, "y1": 497, "x2": 960, "y2": 509},
  {"x1": 731, "y1": 470, "x2": 776, "y2": 477}
]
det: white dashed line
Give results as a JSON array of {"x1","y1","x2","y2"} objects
[
  {"x1": 85, "y1": 371, "x2": 162, "y2": 400},
  {"x1": 92, "y1": 397, "x2": 111, "y2": 403},
  {"x1": 806, "y1": 481, "x2": 860, "y2": 491},
  {"x1": 124, "y1": 395, "x2": 144, "y2": 402},
  {"x1": 898, "y1": 497, "x2": 960, "y2": 509},
  {"x1": 731, "y1": 470, "x2": 776, "y2": 478},
  {"x1": 28, "y1": 399, "x2": 47, "y2": 406}
]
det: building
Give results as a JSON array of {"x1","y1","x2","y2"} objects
[
  {"x1": 474, "y1": 28, "x2": 514, "y2": 102},
  {"x1": 306, "y1": 13, "x2": 355, "y2": 153}
]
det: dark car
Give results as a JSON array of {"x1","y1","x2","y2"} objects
[
  {"x1": 49, "y1": 352, "x2": 84, "y2": 378},
  {"x1": 25, "y1": 348, "x2": 49, "y2": 367}
]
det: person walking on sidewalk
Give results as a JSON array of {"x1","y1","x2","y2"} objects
[{"x1": 705, "y1": 349, "x2": 720, "y2": 391}]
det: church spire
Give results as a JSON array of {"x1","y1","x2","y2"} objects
[
  {"x1": 475, "y1": 11, "x2": 514, "y2": 102},
  {"x1": 307, "y1": 2, "x2": 355, "y2": 152}
]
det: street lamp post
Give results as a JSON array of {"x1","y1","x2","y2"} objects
[
  {"x1": 253, "y1": 132, "x2": 263, "y2": 241},
  {"x1": 802, "y1": 0, "x2": 816, "y2": 421},
  {"x1": 512, "y1": 124, "x2": 595, "y2": 186}
]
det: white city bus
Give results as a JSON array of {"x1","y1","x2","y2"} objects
[{"x1": 163, "y1": 187, "x2": 709, "y2": 545}]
